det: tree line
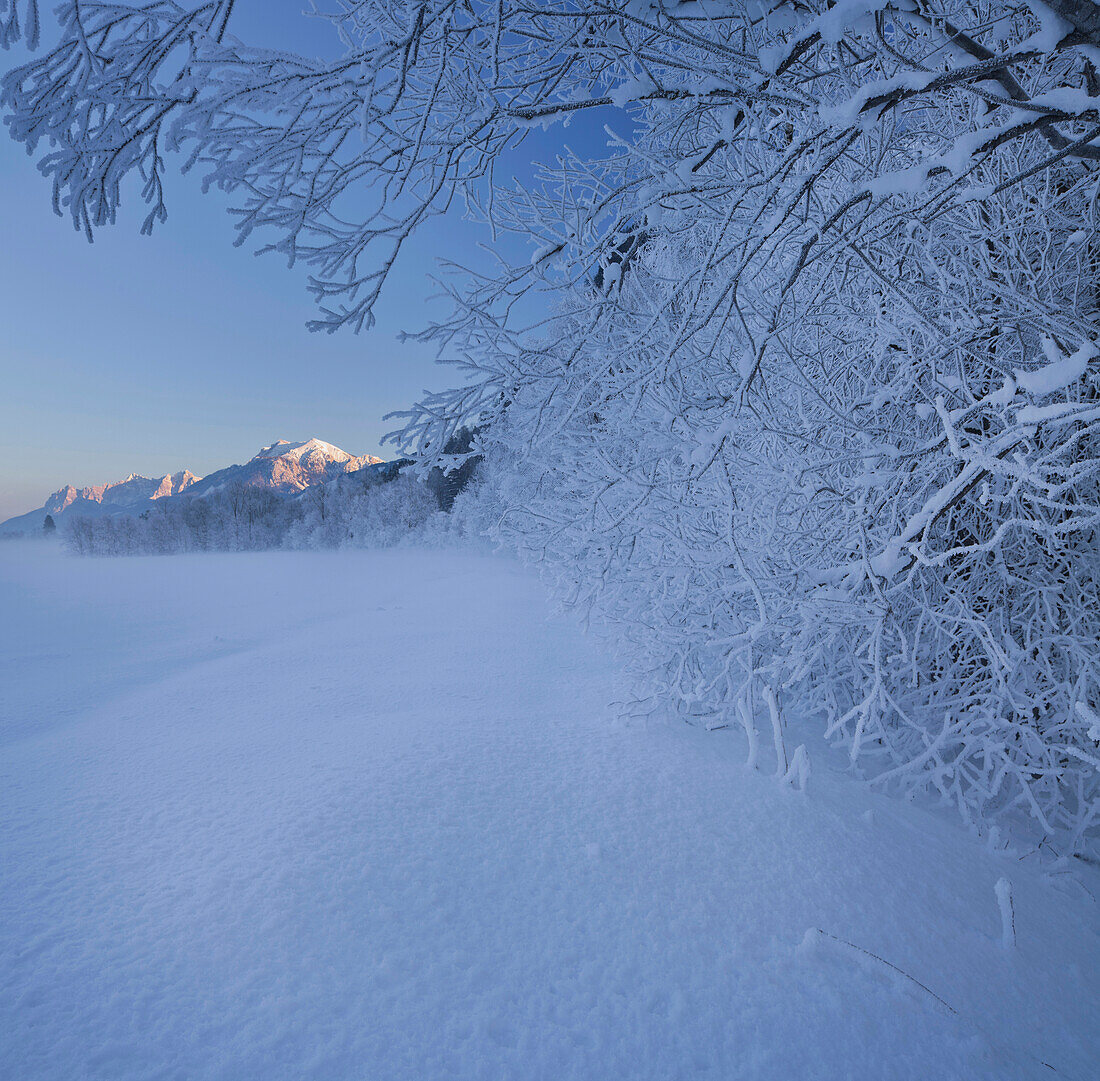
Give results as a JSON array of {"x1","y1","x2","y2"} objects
[{"x1": 65, "y1": 464, "x2": 450, "y2": 555}]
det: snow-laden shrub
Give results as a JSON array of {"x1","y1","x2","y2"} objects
[
  {"x1": 395, "y1": 3, "x2": 1100, "y2": 852},
  {"x1": 473, "y1": 208, "x2": 1100, "y2": 848}
]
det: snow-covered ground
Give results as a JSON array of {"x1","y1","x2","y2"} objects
[{"x1": 1, "y1": 542, "x2": 1097, "y2": 1081}]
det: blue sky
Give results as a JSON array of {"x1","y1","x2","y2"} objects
[{"x1": 0, "y1": 2, "x2": 592, "y2": 520}]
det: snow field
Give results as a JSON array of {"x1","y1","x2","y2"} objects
[{"x1": 1, "y1": 543, "x2": 1097, "y2": 1080}]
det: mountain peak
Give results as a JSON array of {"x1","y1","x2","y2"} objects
[
  {"x1": 253, "y1": 438, "x2": 351, "y2": 463},
  {"x1": 255, "y1": 439, "x2": 292, "y2": 458}
]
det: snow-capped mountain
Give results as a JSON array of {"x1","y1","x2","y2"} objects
[
  {"x1": 1, "y1": 440, "x2": 383, "y2": 534},
  {"x1": 45, "y1": 471, "x2": 200, "y2": 515},
  {"x1": 185, "y1": 439, "x2": 382, "y2": 499}
]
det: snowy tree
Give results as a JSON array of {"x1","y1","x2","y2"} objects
[
  {"x1": 286, "y1": 470, "x2": 439, "y2": 549},
  {"x1": 6, "y1": 1, "x2": 1100, "y2": 853}
]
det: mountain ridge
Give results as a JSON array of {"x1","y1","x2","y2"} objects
[
  {"x1": 43, "y1": 470, "x2": 202, "y2": 516},
  {"x1": 1, "y1": 440, "x2": 384, "y2": 534}
]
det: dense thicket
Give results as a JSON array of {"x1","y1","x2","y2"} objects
[{"x1": 5, "y1": 0, "x2": 1099, "y2": 852}]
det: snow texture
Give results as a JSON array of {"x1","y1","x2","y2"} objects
[
  {"x1": 1, "y1": 543, "x2": 1097, "y2": 1080},
  {"x1": 1014, "y1": 340, "x2": 1096, "y2": 396}
]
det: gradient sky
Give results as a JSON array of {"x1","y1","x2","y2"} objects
[{"x1": 0, "y1": 2, "x2": 602, "y2": 520}]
